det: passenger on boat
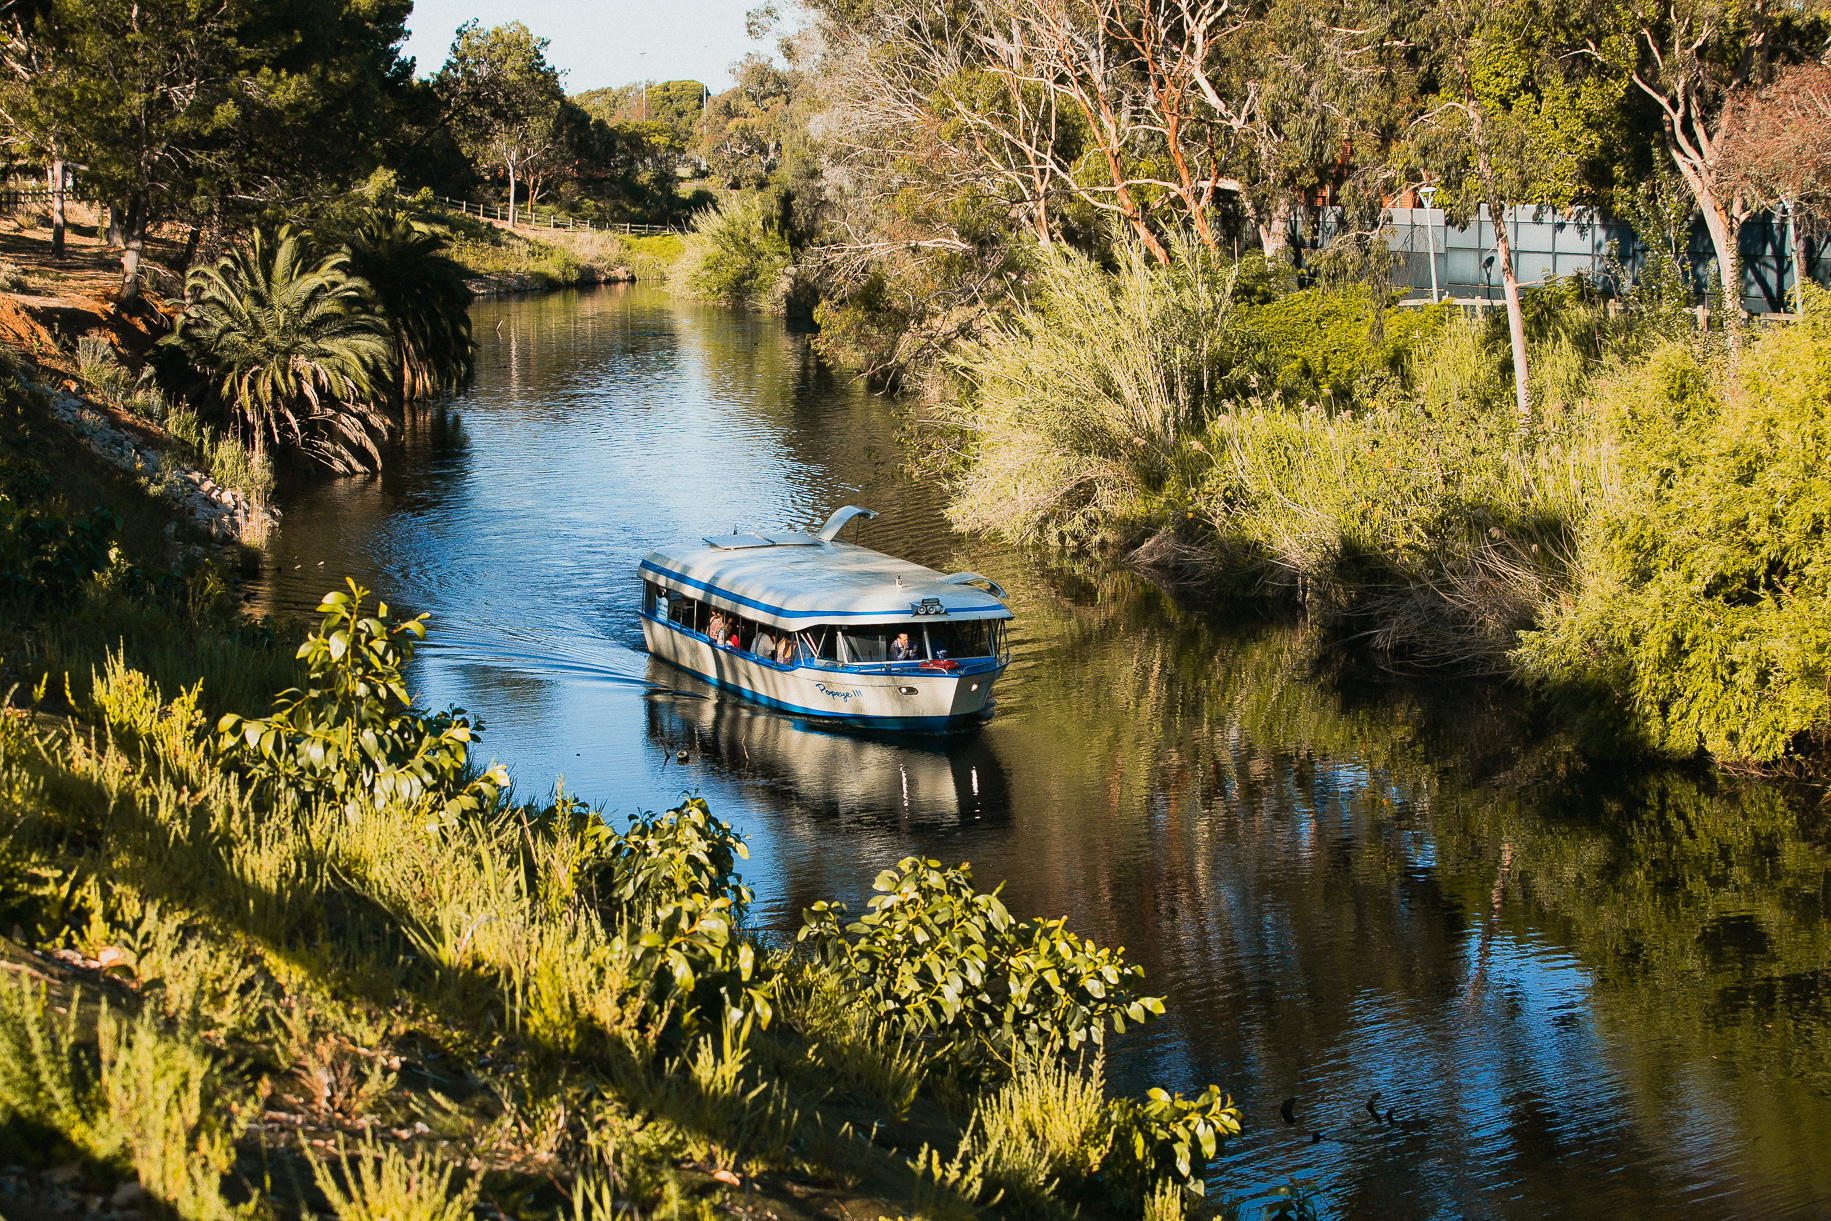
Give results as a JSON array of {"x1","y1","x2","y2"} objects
[
  {"x1": 707, "y1": 611, "x2": 727, "y2": 643},
  {"x1": 775, "y1": 634, "x2": 795, "y2": 665},
  {"x1": 890, "y1": 631, "x2": 918, "y2": 661},
  {"x1": 754, "y1": 628, "x2": 776, "y2": 659}
]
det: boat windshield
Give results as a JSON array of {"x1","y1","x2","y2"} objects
[{"x1": 837, "y1": 620, "x2": 1001, "y2": 664}]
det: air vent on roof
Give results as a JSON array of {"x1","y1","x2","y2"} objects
[{"x1": 703, "y1": 534, "x2": 774, "y2": 549}]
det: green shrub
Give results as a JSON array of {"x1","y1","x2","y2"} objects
[
  {"x1": 1516, "y1": 289, "x2": 1831, "y2": 761},
  {"x1": 670, "y1": 194, "x2": 791, "y2": 306},
  {"x1": 1234, "y1": 285, "x2": 1447, "y2": 407},
  {"x1": 216, "y1": 581, "x2": 504, "y2": 815},
  {"x1": 799, "y1": 856, "x2": 1162, "y2": 1081},
  {"x1": 606, "y1": 797, "x2": 753, "y2": 920},
  {"x1": 308, "y1": 1133, "x2": 478, "y2": 1221},
  {"x1": 0, "y1": 458, "x2": 115, "y2": 608}
]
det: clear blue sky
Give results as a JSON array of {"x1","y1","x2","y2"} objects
[{"x1": 401, "y1": 0, "x2": 776, "y2": 93}]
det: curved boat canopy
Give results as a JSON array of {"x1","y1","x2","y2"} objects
[{"x1": 641, "y1": 508, "x2": 1011, "y2": 630}]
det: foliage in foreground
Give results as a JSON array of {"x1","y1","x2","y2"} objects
[{"x1": 0, "y1": 579, "x2": 1240, "y2": 1221}]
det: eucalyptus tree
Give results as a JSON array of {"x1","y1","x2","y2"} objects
[
  {"x1": 1716, "y1": 62, "x2": 1831, "y2": 314},
  {"x1": 169, "y1": 226, "x2": 393, "y2": 472},
  {"x1": 1575, "y1": 0, "x2": 1828, "y2": 349},
  {"x1": 437, "y1": 21, "x2": 566, "y2": 227}
]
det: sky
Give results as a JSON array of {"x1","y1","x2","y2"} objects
[{"x1": 400, "y1": 0, "x2": 777, "y2": 94}]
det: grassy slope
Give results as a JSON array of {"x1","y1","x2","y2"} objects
[{"x1": 439, "y1": 209, "x2": 685, "y2": 288}]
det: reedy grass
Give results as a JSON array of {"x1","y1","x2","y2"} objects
[
  {"x1": 308, "y1": 1133, "x2": 479, "y2": 1221},
  {"x1": 947, "y1": 239, "x2": 1234, "y2": 550},
  {"x1": 669, "y1": 195, "x2": 792, "y2": 308}
]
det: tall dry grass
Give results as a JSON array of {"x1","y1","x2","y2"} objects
[{"x1": 947, "y1": 238, "x2": 1235, "y2": 549}]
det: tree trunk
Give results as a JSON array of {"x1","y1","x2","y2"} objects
[
  {"x1": 106, "y1": 202, "x2": 124, "y2": 248},
  {"x1": 180, "y1": 222, "x2": 200, "y2": 272},
  {"x1": 1696, "y1": 194, "x2": 1742, "y2": 353},
  {"x1": 1787, "y1": 201, "x2": 1806, "y2": 315},
  {"x1": 1491, "y1": 201, "x2": 1531, "y2": 426},
  {"x1": 117, "y1": 194, "x2": 146, "y2": 305},
  {"x1": 1257, "y1": 197, "x2": 1293, "y2": 258},
  {"x1": 1467, "y1": 94, "x2": 1530, "y2": 425},
  {"x1": 47, "y1": 156, "x2": 65, "y2": 261},
  {"x1": 506, "y1": 161, "x2": 517, "y2": 228}
]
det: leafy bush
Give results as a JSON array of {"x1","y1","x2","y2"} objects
[
  {"x1": 1517, "y1": 289, "x2": 1831, "y2": 761},
  {"x1": 0, "y1": 459, "x2": 115, "y2": 607},
  {"x1": 1101, "y1": 1084, "x2": 1241, "y2": 1197},
  {"x1": 799, "y1": 856, "x2": 1162, "y2": 1081},
  {"x1": 217, "y1": 581, "x2": 503, "y2": 815},
  {"x1": 670, "y1": 194, "x2": 791, "y2": 307},
  {"x1": 1234, "y1": 285, "x2": 1447, "y2": 408},
  {"x1": 625, "y1": 889, "x2": 774, "y2": 1031},
  {"x1": 606, "y1": 797, "x2": 753, "y2": 919}
]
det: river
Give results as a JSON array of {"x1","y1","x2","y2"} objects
[{"x1": 249, "y1": 284, "x2": 1831, "y2": 1220}]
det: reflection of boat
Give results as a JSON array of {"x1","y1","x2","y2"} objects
[
  {"x1": 644, "y1": 664, "x2": 1011, "y2": 827},
  {"x1": 639, "y1": 506, "x2": 1012, "y2": 730}
]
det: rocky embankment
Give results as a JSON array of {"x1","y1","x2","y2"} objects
[{"x1": 45, "y1": 388, "x2": 278, "y2": 546}]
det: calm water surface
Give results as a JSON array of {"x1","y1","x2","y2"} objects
[{"x1": 250, "y1": 285, "x2": 1831, "y2": 1220}]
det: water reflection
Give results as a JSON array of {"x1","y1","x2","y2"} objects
[
  {"x1": 643, "y1": 661, "x2": 1012, "y2": 833},
  {"x1": 249, "y1": 285, "x2": 1831, "y2": 1221}
]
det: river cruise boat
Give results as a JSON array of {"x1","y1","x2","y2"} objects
[{"x1": 639, "y1": 506, "x2": 1012, "y2": 729}]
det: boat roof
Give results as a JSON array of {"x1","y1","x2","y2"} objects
[{"x1": 640, "y1": 534, "x2": 1012, "y2": 628}]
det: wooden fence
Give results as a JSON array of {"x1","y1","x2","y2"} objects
[{"x1": 433, "y1": 196, "x2": 682, "y2": 236}]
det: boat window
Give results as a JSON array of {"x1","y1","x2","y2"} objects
[
  {"x1": 802, "y1": 627, "x2": 838, "y2": 662},
  {"x1": 924, "y1": 620, "x2": 996, "y2": 660},
  {"x1": 840, "y1": 625, "x2": 929, "y2": 663},
  {"x1": 668, "y1": 592, "x2": 698, "y2": 628}
]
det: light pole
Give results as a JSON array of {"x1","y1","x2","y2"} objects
[{"x1": 1419, "y1": 184, "x2": 1440, "y2": 304}]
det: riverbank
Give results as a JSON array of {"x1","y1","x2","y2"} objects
[
  {"x1": 938, "y1": 244, "x2": 1831, "y2": 772},
  {"x1": 438, "y1": 209, "x2": 685, "y2": 295}
]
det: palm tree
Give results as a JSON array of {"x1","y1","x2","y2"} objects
[
  {"x1": 170, "y1": 226, "x2": 394, "y2": 472},
  {"x1": 343, "y1": 211, "x2": 476, "y2": 405}
]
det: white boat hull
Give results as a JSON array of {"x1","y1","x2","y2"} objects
[{"x1": 641, "y1": 614, "x2": 1000, "y2": 728}]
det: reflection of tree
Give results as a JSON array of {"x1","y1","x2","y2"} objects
[{"x1": 955, "y1": 566, "x2": 1831, "y2": 1214}]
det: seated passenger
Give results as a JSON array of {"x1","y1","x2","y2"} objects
[
  {"x1": 776, "y1": 634, "x2": 795, "y2": 665},
  {"x1": 707, "y1": 611, "x2": 727, "y2": 642},
  {"x1": 754, "y1": 629, "x2": 775, "y2": 658},
  {"x1": 889, "y1": 630, "x2": 919, "y2": 661}
]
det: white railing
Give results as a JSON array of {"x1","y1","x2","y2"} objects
[{"x1": 433, "y1": 196, "x2": 682, "y2": 236}]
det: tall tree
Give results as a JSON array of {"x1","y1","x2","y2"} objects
[
  {"x1": 21, "y1": 0, "x2": 242, "y2": 302},
  {"x1": 1579, "y1": 0, "x2": 1827, "y2": 350},
  {"x1": 436, "y1": 21, "x2": 565, "y2": 227},
  {"x1": 1404, "y1": 0, "x2": 1623, "y2": 424},
  {"x1": 1717, "y1": 62, "x2": 1831, "y2": 314}
]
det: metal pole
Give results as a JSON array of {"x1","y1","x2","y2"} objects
[{"x1": 1419, "y1": 186, "x2": 1439, "y2": 303}]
